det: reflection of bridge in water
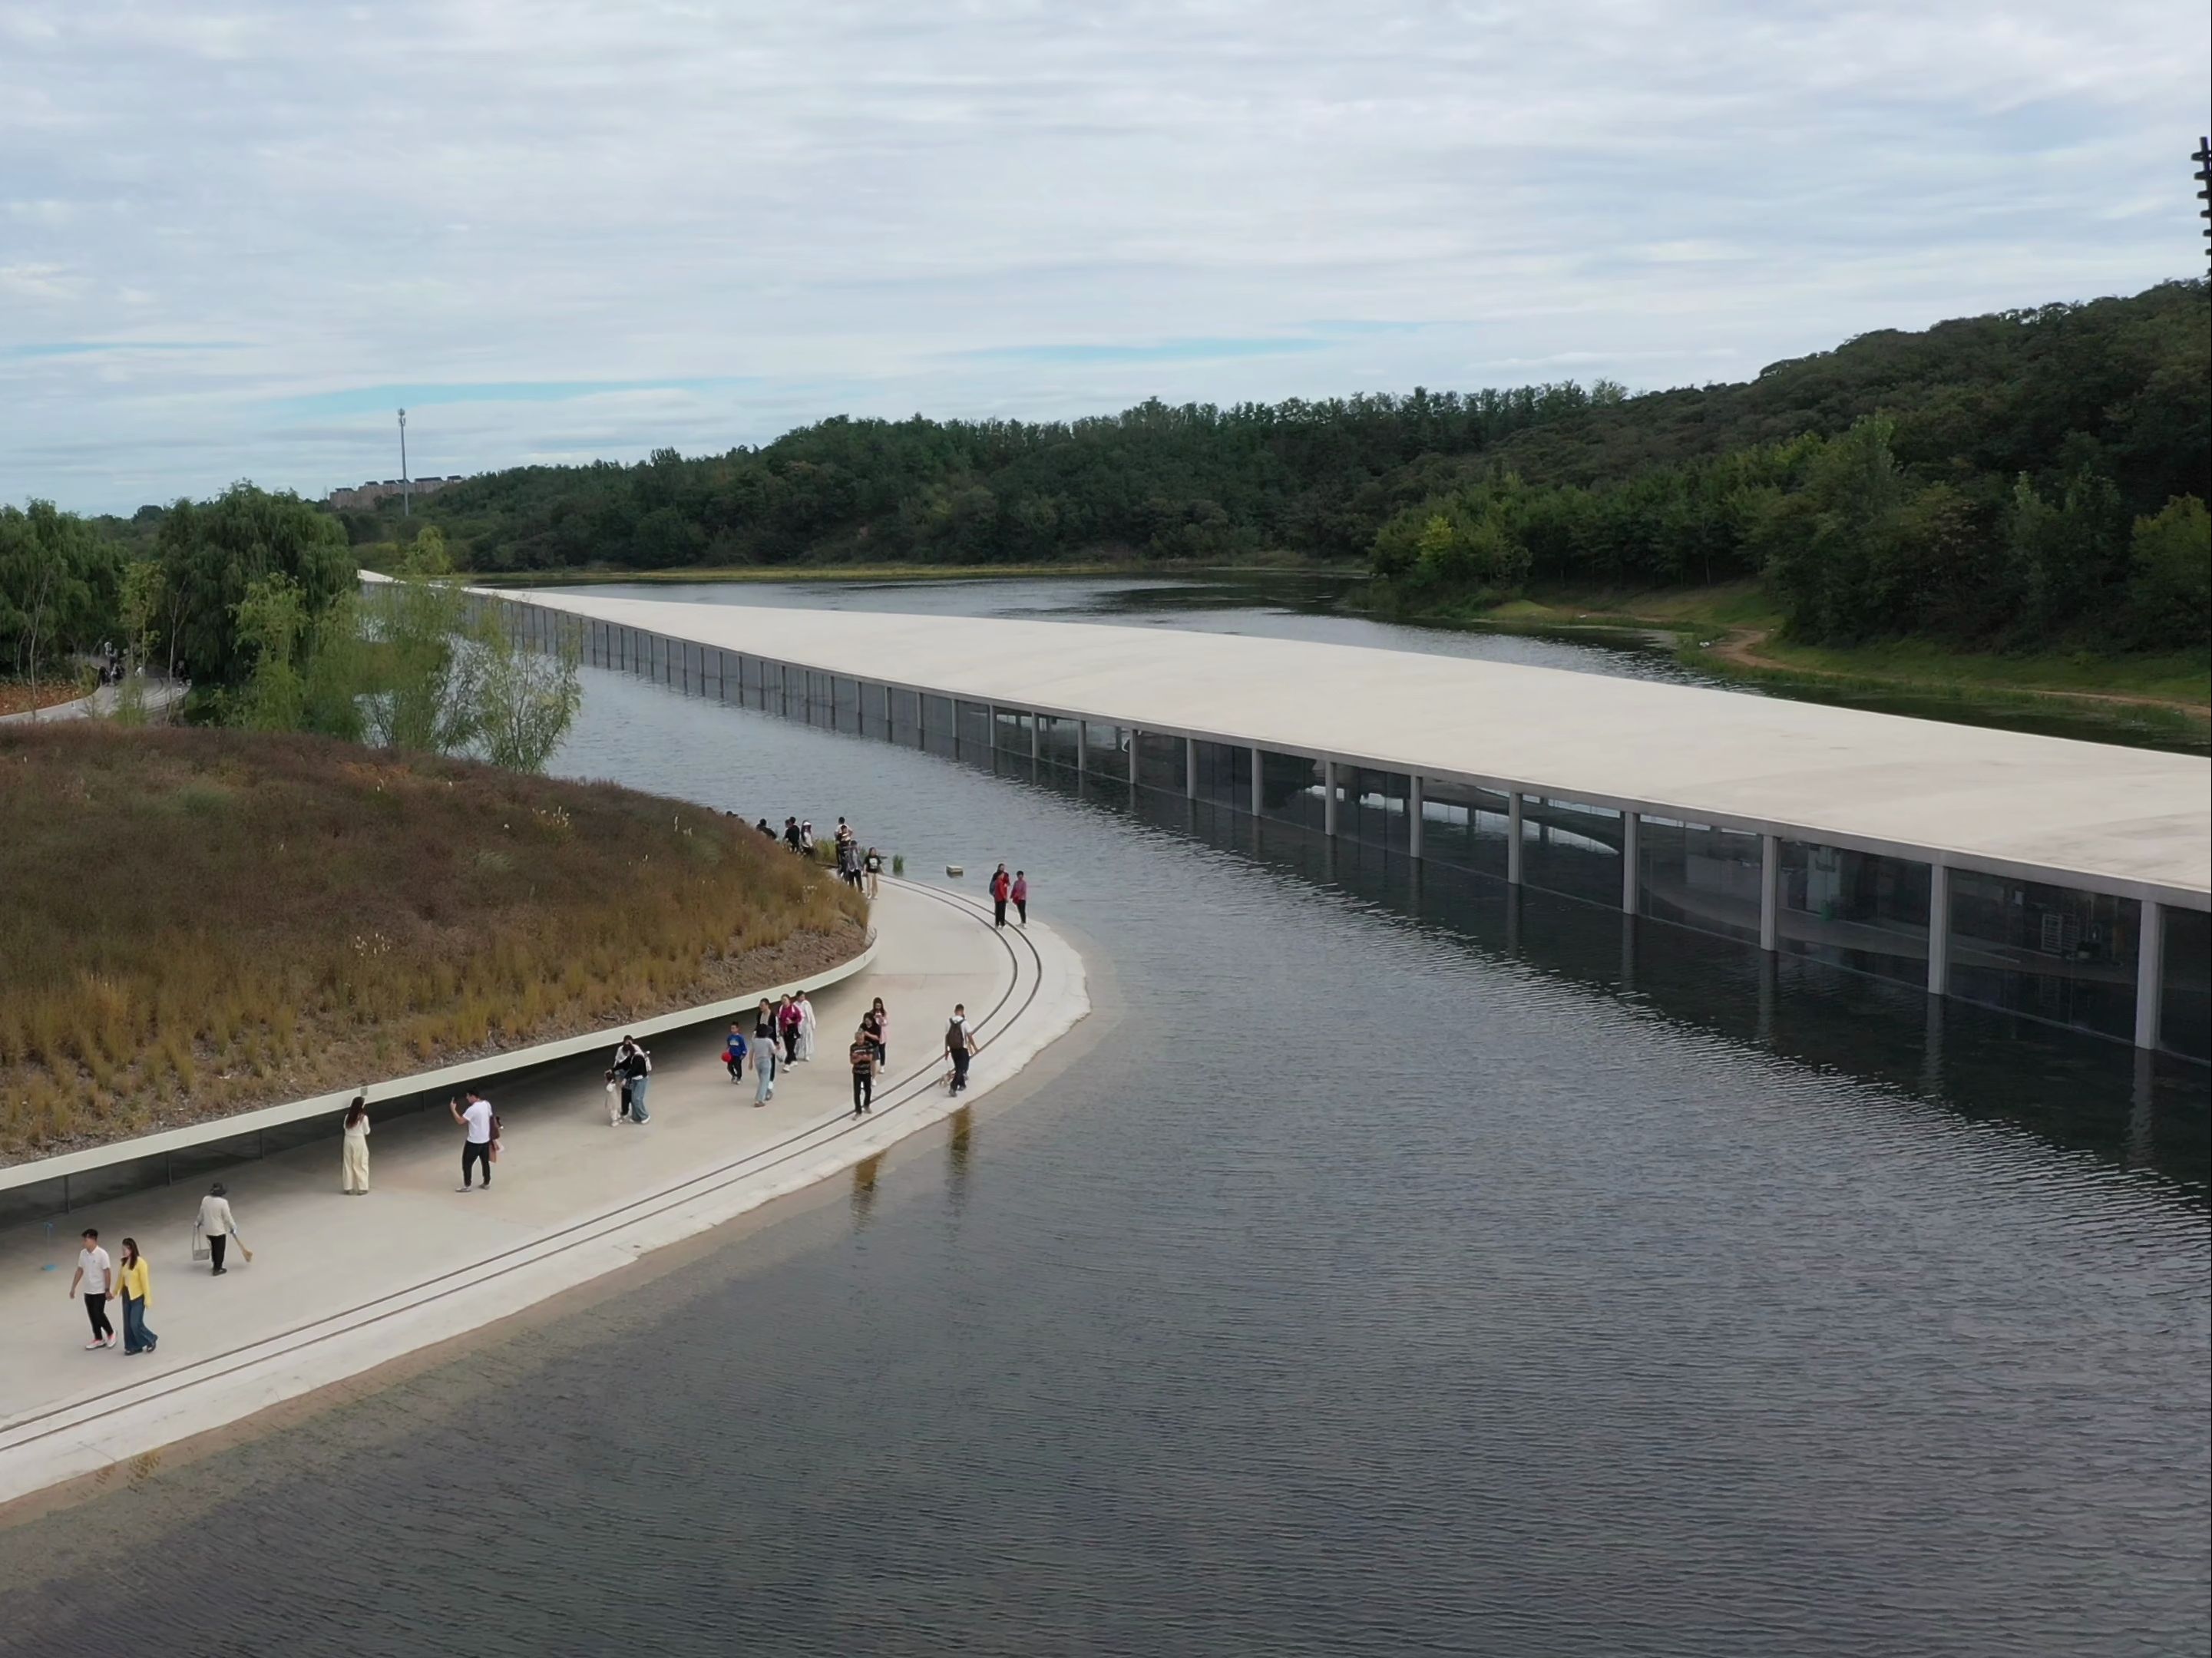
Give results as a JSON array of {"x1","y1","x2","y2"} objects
[{"x1": 466, "y1": 583, "x2": 2210, "y2": 1062}]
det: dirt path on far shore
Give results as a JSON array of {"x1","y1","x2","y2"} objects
[{"x1": 1708, "y1": 626, "x2": 2211, "y2": 720}]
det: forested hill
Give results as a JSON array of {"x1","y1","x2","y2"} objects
[{"x1": 362, "y1": 278, "x2": 2202, "y2": 649}]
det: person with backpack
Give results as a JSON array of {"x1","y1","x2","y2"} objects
[
  {"x1": 944, "y1": 1004, "x2": 973, "y2": 1095},
  {"x1": 989, "y1": 865, "x2": 1011, "y2": 929}
]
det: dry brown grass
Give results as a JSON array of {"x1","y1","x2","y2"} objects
[{"x1": 0, "y1": 724, "x2": 867, "y2": 1162}]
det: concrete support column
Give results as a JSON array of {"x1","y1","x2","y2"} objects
[
  {"x1": 2135, "y1": 899, "x2": 2164, "y2": 1051},
  {"x1": 1759, "y1": 833, "x2": 1780, "y2": 953},
  {"x1": 1323, "y1": 760, "x2": 1340, "y2": 837},
  {"x1": 1249, "y1": 748, "x2": 1263, "y2": 817},
  {"x1": 1185, "y1": 739, "x2": 1199, "y2": 799},
  {"x1": 1927, "y1": 864, "x2": 1952, "y2": 996},
  {"x1": 1408, "y1": 775, "x2": 1424, "y2": 860},
  {"x1": 1506, "y1": 793, "x2": 1523, "y2": 885},
  {"x1": 1030, "y1": 712, "x2": 1042, "y2": 762},
  {"x1": 1076, "y1": 721, "x2": 1087, "y2": 775},
  {"x1": 1621, "y1": 811, "x2": 1641, "y2": 912},
  {"x1": 1127, "y1": 728, "x2": 1140, "y2": 794}
]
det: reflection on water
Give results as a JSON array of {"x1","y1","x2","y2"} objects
[{"x1": 4, "y1": 657, "x2": 2204, "y2": 1658}]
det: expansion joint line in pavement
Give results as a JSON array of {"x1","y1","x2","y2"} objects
[{"x1": 0, "y1": 879, "x2": 1042, "y2": 1455}]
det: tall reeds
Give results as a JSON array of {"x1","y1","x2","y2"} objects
[{"x1": 0, "y1": 724, "x2": 865, "y2": 1161}]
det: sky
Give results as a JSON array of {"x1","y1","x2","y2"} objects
[{"x1": 2, "y1": 0, "x2": 2206, "y2": 514}]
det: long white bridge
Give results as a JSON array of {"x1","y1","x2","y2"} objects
[{"x1": 488, "y1": 584, "x2": 2210, "y2": 1058}]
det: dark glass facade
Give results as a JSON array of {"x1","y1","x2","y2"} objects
[
  {"x1": 1521, "y1": 797, "x2": 1622, "y2": 907},
  {"x1": 1638, "y1": 817, "x2": 1762, "y2": 944},
  {"x1": 2162, "y1": 906, "x2": 2210, "y2": 1062},
  {"x1": 1947, "y1": 873, "x2": 2138, "y2": 1042},
  {"x1": 1777, "y1": 843, "x2": 1931, "y2": 986},
  {"x1": 1132, "y1": 731, "x2": 1187, "y2": 794},
  {"x1": 1192, "y1": 741, "x2": 1251, "y2": 808},
  {"x1": 1417, "y1": 779, "x2": 1513, "y2": 881}
]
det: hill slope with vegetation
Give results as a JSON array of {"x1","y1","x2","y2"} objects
[
  {"x1": 0, "y1": 725, "x2": 865, "y2": 1162},
  {"x1": 308, "y1": 279, "x2": 2210, "y2": 657}
]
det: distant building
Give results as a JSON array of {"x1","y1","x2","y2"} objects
[{"x1": 326, "y1": 475, "x2": 466, "y2": 511}]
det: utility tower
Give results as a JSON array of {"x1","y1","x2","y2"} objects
[
  {"x1": 398, "y1": 407, "x2": 411, "y2": 517},
  {"x1": 2196, "y1": 137, "x2": 2211, "y2": 272}
]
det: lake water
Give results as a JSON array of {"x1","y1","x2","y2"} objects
[{"x1": 3, "y1": 583, "x2": 2205, "y2": 1657}]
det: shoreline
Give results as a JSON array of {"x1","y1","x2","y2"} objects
[{"x1": 0, "y1": 880, "x2": 1089, "y2": 1514}]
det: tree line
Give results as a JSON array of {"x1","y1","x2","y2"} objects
[
  {"x1": 0, "y1": 486, "x2": 578, "y2": 769},
  {"x1": 356, "y1": 278, "x2": 2205, "y2": 652},
  {"x1": 7, "y1": 278, "x2": 2206, "y2": 666}
]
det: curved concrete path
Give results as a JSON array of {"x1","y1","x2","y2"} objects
[{"x1": 0, "y1": 880, "x2": 1086, "y2": 1509}]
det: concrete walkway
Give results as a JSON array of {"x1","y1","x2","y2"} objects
[{"x1": 0, "y1": 880, "x2": 1086, "y2": 1508}]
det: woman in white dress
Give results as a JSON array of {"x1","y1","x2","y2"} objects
[
  {"x1": 340, "y1": 1095, "x2": 372, "y2": 1194},
  {"x1": 795, "y1": 992, "x2": 818, "y2": 1063}
]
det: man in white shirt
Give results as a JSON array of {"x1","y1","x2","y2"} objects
[
  {"x1": 68, "y1": 1227, "x2": 116, "y2": 1349},
  {"x1": 451, "y1": 1090, "x2": 498, "y2": 1191}
]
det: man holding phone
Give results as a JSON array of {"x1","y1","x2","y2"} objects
[{"x1": 451, "y1": 1090, "x2": 498, "y2": 1191}]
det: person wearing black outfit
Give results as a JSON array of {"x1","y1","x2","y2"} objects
[
  {"x1": 849, "y1": 1030, "x2": 878, "y2": 1115},
  {"x1": 944, "y1": 1005, "x2": 972, "y2": 1095}
]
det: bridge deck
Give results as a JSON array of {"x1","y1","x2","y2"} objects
[{"x1": 512, "y1": 589, "x2": 2209, "y2": 906}]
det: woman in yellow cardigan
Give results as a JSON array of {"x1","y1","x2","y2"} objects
[{"x1": 118, "y1": 1237, "x2": 157, "y2": 1355}]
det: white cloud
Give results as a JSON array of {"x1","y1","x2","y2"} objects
[{"x1": 0, "y1": 0, "x2": 2204, "y2": 510}]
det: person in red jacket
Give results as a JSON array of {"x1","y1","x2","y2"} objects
[{"x1": 989, "y1": 864, "x2": 1011, "y2": 929}]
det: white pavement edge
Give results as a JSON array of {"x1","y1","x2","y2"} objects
[{"x1": 0, "y1": 888, "x2": 1086, "y2": 1511}]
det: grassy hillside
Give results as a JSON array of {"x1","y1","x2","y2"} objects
[{"x1": 0, "y1": 725, "x2": 867, "y2": 1161}]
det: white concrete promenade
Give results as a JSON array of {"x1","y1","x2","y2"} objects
[
  {"x1": 0, "y1": 881, "x2": 1086, "y2": 1509},
  {"x1": 0, "y1": 926, "x2": 876, "y2": 1192},
  {"x1": 505, "y1": 588, "x2": 2210, "y2": 907}
]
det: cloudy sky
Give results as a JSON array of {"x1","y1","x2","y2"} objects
[{"x1": 3, "y1": 1, "x2": 2204, "y2": 514}]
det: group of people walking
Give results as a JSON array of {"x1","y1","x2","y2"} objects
[
  {"x1": 51, "y1": 827, "x2": 1036, "y2": 1358},
  {"x1": 722, "y1": 990, "x2": 815, "y2": 1105},
  {"x1": 748, "y1": 812, "x2": 884, "y2": 896},
  {"x1": 66, "y1": 1179, "x2": 252, "y2": 1356}
]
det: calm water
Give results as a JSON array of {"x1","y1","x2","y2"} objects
[{"x1": 5, "y1": 606, "x2": 2207, "y2": 1657}]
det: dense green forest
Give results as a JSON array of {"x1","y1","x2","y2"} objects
[
  {"x1": 5, "y1": 279, "x2": 2207, "y2": 676},
  {"x1": 358, "y1": 279, "x2": 2207, "y2": 651}
]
